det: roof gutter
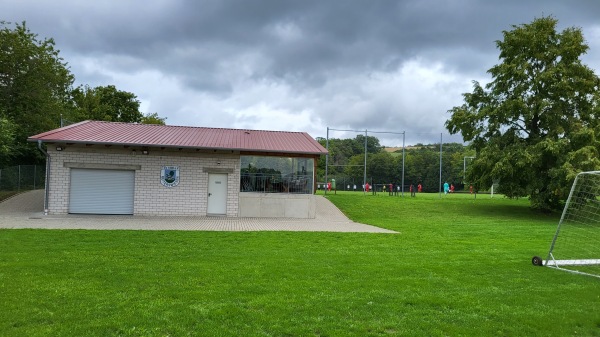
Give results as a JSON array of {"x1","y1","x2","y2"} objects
[
  {"x1": 37, "y1": 140, "x2": 50, "y2": 215},
  {"x1": 28, "y1": 139, "x2": 328, "y2": 155}
]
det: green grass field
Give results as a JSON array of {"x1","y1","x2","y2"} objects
[{"x1": 1, "y1": 192, "x2": 599, "y2": 336}]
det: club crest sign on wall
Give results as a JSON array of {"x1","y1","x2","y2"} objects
[{"x1": 161, "y1": 166, "x2": 180, "y2": 187}]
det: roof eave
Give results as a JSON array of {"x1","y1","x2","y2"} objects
[{"x1": 29, "y1": 139, "x2": 328, "y2": 155}]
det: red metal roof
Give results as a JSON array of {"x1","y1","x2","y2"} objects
[{"x1": 29, "y1": 120, "x2": 328, "y2": 155}]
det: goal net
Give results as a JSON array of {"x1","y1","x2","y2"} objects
[{"x1": 538, "y1": 171, "x2": 600, "y2": 278}]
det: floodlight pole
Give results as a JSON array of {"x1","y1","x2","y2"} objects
[
  {"x1": 401, "y1": 131, "x2": 405, "y2": 197},
  {"x1": 439, "y1": 133, "x2": 442, "y2": 198},
  {"x1": 325, "y1": 127, "x2": 329, "y2": 195},
  {"x1": 363, "y1": 129, "x2": 367, "y2": 195}
]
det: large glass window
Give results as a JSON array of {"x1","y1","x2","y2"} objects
[{"x1": 240, "y1": 156, "x2": 314, "y2": 194}]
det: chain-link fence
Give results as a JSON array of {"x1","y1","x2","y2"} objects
[{"x1": 0, "y1": 165, "x2": 46, "y2": 191}]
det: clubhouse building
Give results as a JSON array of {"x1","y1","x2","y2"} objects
[{"x1": 29, "y1": 121, "x2": 327, "y2": 218}]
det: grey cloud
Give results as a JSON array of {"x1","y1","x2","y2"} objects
[
  {"x1": 13, "y1": 0, "x2": 600, "y2": 86},
  {"x1": 3, "y1": 0, "x2": 600, "y2": 145}
]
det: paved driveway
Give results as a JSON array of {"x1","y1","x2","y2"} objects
[{"x1": 0, "y1": 190, "x2": 396, "y2": 233}]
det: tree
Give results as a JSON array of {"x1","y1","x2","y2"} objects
[
  {"x1": 354, "y1": 134, "x2": 383, "y2": 154},
  {"x1": 71, "y1": 85, "x2": 143, "y2": 123},
  {"x1": 343, "y1": 154, "x2": 366, "y2": 183},
  {"x1": 140, "y1": 112, "x2": 166, "y2": 125},
  {"x1": 0, "y1": 117, "x2": 16, "y2": 166},
  {"x1": 316, "y1": 135, "x2": 382, "y2": 181},
  {"x1": 367, "y1": 152, "x2": 395, "y2": 183},
  {"x1": 446, "y1": 17, "x2": 600, "y2": 211},
  {"x1": 70, "y1": 84, "x2": 167, "y2": 125},
  {"x1": 0, "y1": 22, "x2": 167, "y2": 167},
  {"x1": 0, "y1": 21, "x2": 74, "y2": 164},
  {"x1": 399, "y1": 143, "x2": 468, "y2": 192}
]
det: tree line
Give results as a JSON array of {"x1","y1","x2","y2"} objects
[
  {"x1": 317, "y1": 136, "x2": 475, "y2": 193},
  {"x1": 0, "y1": 21, "x2": 166, "y2": 168}
]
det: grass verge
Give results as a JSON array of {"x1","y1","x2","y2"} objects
[{"x1": 0, "y1": 191, "x2": 19, "y2": 202}]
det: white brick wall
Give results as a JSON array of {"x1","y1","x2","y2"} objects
[{"x1": 47, "y1": 146, "x2": 240, "y2": 216}]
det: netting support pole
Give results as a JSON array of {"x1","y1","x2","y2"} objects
[
  {"x1": 401, "y1": 131, "x2": 405, "y2": 197},
  {"x1": 325, "y1": 127, "x2": 329, "y2": 195},
  {"x1": 439, "y1": 133, "x2": 442, "y2": 198},
  {"x1": 363, "y1": 129, "x2": 367, "y2": 196}
]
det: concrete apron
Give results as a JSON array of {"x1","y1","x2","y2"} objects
[{"x1": 0, "y1": 190, "x2": 396, "y2": 233}]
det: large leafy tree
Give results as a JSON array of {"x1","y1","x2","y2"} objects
[
  {"x1": 0, "y1": 22, "x2": 168, "y2": 167},
  {"x1": 446, "y1": 17, "x2": 600, "y2": 211},
  {"x1": 0, "y1": 21, "x2": 74, "y2": 164},
  {"x1": 72, "y1": 85, "x2": 143, "y2": 123},
  {"x1": 71, "y1": 85, "x2": 166, "y2": 124}
]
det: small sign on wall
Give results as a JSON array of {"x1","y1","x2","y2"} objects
[{"x1": 161, "y1": 166, "x2": 180, "y2": 187}]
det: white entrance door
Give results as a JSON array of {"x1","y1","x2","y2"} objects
[{"x1": 207, "y1": 173, "x2": 228, "y2": 215}]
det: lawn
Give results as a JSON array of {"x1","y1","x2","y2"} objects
[{"x1": 1, "y1": 192, "x2": 599, "y2": 336}]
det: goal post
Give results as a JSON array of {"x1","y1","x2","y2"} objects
[{"x1": 533, "y1": 171, "x2": 600, "y2": 279}]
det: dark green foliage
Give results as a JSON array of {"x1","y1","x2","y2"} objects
[
  {"x1": 0, "y1": 21, "x2": 74, "y2": 166},
  {"x1": 316, "y1": 135, "x2": 382, "y2": 179},
  {"x1": 402, "y1": 143, "x2": 472, "y2": 192},
  {"x1": 0, "y1": 117, "x2": 16, "y2": 166},
  {"x1": 0, "y1": 21, "x2": 167, "y2": 167},
  {"x1": 139, "y1": 112, "x2": 166, "y2": 125},
  {"x1": 318, "y1": 135, "x2": 473, "y2": 192},
  {"x1": 70, "y1": 85, "x2": 150, "y2": 123},
  {"x1": 446, "y1": 16, "x2": 600, "y2": 211}
]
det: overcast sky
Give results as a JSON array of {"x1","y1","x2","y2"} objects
[{"x1": 3, "y1": 1, "x2": 600, "y2": 146}]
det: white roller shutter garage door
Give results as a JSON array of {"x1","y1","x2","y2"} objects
[{"x1": 69, "y1": 169, "x2": 135, "y2": 214}]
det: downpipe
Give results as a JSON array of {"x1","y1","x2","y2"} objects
[{"x1": 37, "y1": 140, "x2": 50, "y2": 215}]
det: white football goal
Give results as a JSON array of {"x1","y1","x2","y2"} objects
[{"x1": 532, "y1": 171, "x2": 600, "y2": 279}]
